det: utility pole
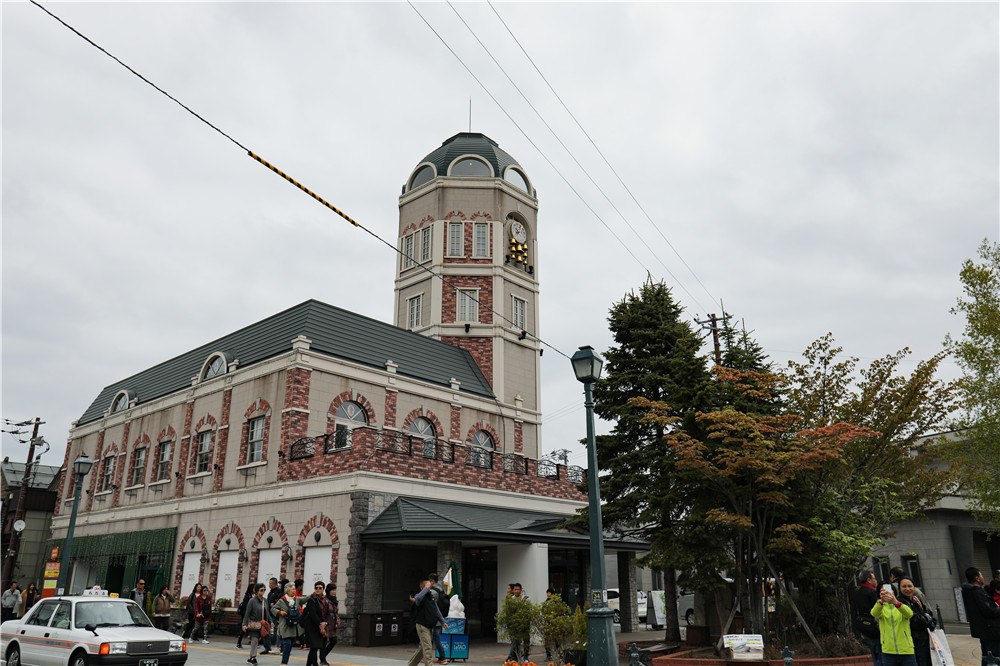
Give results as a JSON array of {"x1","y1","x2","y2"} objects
[
  {"x1": 2, "y1": 417, "x2": 43, "y2": 590},
  {"x1": 696, "y1": 313, "x2": 727, "y2": 366}
]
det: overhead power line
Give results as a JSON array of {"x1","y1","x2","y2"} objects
[
  {"x1": 28, "y1": 1, "x2": 574, "y2": 361},
  {"x1": 486, "y1": 1, "x2": 721, "y2": 312}
]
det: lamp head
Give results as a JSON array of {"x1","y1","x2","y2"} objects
[
  {"x1": 571, "y1": 345, "x2": 603, "y2": 384},
  {"x1": 73, "y1": 453, "x2": 94, "y2": 477}
]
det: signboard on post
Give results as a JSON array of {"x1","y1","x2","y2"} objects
[{"x1": 723, "y1": 634, "x2": 765, "y2": 661}]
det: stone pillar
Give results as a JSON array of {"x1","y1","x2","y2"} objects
[{"x1": 617, "y1": 551, "x2": 638, "y2": 631}]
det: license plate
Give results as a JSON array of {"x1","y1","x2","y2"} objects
[{"x1": 139, "y1": 659, "x2": 158, "y2": 666}]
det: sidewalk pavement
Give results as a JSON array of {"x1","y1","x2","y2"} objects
[{"x1": 185, "y1": 628, "x2": 986, "y2": 666}]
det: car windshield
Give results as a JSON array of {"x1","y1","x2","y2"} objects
[{"x1": 75, "y1": 601, "x2": 152, "y2": 628}]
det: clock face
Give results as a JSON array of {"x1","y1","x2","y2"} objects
[{"x1": 511, "y1": 221, "x2": 527, "y2": 244}]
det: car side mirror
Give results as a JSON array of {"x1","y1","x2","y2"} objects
[{"x1": 85, "y1": 624, "x2": 98, "y2": 635}]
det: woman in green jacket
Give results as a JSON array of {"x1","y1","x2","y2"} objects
[{"x1": 871, "y1": 584, "x2": 916, "y2": 666}]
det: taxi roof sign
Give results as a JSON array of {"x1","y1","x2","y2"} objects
[{"x1": 81, "y1": 587, "x2": 109, "y2": 596}]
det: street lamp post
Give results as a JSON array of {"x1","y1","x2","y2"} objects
[
  {"x1": 56, "y1": 454, "x2": 93, "y2": 595},
  {"x1": 571, "y1": 345, "x2": 619, "y2": 666}
]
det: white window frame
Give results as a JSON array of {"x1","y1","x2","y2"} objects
[
  {"x1": 247, "y1": 416, "x2": 265, "y2": 463},
  {"x1": 402, "y1": 234, "x2": 415, "y2": 269},
  {"x1": 421, "y1": 227, "x2": 432, "y2": 263},
  {"x1": 448, "y1": 222, "x2": 464, "y2": 257},
  {"x1": 458, "y1": 289, "x2": 479, "y2": 323},
  {"x1": 131, "y1": 447, "x2": 146, "y2": 486},
  {"x1": 100, "y1": 455, "x2": 115, "y2": 492},
  {"x1": 331, "y1": 401, "x2": 369, "y2": 451},
  {"x1": 512, "y1": 296, "x2": 526, "y2": 330},
  {"x1": 474, "y1": 222, "x2": 489, "y2": 257},
  {"x1": 195, "y1": 430, "x2": 212, "y2": 474},
  {"x1": 156, "y1": 440, "x2": 171, "y2": 481},
  {"x1": 407, "y1": 294, "x2": 423, "y2": 329}
]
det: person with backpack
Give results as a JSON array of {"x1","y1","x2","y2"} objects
[
  {"x1": 193, "y1": 586, "x2": 214, "y2": 644},
  {"x1": 272, "y1": 582, "x2": 305, "y2": 665},
  {"x1": 429, "y1": 574, "x2": 449, "y2": 664},
  {"x1": 853, "y1": 570, "x2": 882, "y2": 666},
  {"x1": 406, "y1": 578, "x2": 448, "y2": 666}
]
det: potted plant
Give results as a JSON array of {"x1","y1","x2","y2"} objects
[
  {"x1": 537, "y1": 594, "x2": 588, "y2": 666},
  {"x1": 496, "y1": 595, "x2": 537, "y2": 664}
]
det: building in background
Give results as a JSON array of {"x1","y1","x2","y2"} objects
[
  {"x1": 2, "y1": 461, "x2": 61, "y2": 589},
  {"x1": 47, "y1": 132, "x2": 646, "y2": 642}
]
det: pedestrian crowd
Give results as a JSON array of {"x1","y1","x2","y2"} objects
[{"x1": 852, "y1": 566, "x2": 1000, "y2": 666}]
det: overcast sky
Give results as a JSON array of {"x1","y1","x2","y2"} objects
[{"x1": 3, "y1": 2, "x2": 997, "y2": 470}]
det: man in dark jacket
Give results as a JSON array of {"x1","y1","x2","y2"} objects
[
  {"x1": 405, "y1": 579, "x2": 448, "y2": 666},
  {"x1": 962, "y1": 567, "x2": 1000, "y2": 666},
  {"x1": 852, "y1": 570, "x2": 882, "y2": 666}
]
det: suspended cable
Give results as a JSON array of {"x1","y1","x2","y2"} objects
[
  {"x1": 487, "y1": 0, "x2": 721, "y2": 312},
  {"x1": 30, "y1": 0, "x2": 574, "y2": 362},
  {"x1": 446, "y1": 1, "x2": 711, "y2": 315}
]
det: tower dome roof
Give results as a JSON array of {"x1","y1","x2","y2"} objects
[{"x1": 419, "y1": 132, "x2": 519, "y2": 176}]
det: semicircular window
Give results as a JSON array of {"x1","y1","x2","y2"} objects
[
  {"x1": 409, "y1": 417, "x2": 438, "y2": 458},
  {"x1": 469, "y1": 429, "x2": 494, "y2": 468},
  {"x1": 469, "y1": 430, "x2": 494, "y2": 449},
  {"x1": 111, "y1": 392, "x2": 130, "y2": 413},
  {"x1": 504, "y1": 167, "x2": 529, "y2": 193},
  {"x1": 329, "y1": 401, "x2": 369, "y2": 451},
  {"x1": 409, "y1": 165, "x2": 435, "y2": 191},
  {"x1": 202, "y1": 355, "x2": 227, "y2": 380},
  {"x1": 451, "y1": 157, "x2": 492, "y2": 177}
]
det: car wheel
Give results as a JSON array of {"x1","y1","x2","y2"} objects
[
  {"x1": 7, "y1": 645, "x2": 21, "y2": 666},
  {"x1": 613, "y1": 609, "x2": 621, "y2": 624},
  {"x1": 70, "y1": 649, "x2": 88, "y2": 666},
  {"x1": 685, "y1": 609, "x2": 694, "y2": 626}
]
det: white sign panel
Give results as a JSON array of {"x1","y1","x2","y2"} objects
[{"x1": 723, "y1": 634, "x2": 765, "y2": 661}]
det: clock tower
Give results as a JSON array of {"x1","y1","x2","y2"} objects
[{"x1": 394, "y1": 132, "x2": 541, "y2": 456}]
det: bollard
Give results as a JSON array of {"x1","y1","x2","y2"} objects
[
  {"x1": 627, "y1": 642, "x2": 642, "y2": 666},
  {"x1": 935, "y1": 604, "x2": 945, "y2": 632},
  {"x1": 782, "y1": 646, "x2": 794, "y2": 666}
]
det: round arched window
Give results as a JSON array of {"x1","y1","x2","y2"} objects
[
  {"x1": 451, "y1": 157, "x2": 491, "y2": 177},
  {"x1": 201, "y1": 354, "x2": 227, "y2": 381},
  {"x1": 504, "y1": 167, "x2": 529, "y2": 193},
  {"x1": 112, "y1": 392, "x2": 130, "y2": 413},
  {"x1": 469, "y1": 430, "x2": 494, "y2": 449},
  {"x1": 409, "y1": 165, "x2": 435, "y2": 191},
  {"x1": 409, "y1": 417, "x2": 437, "y2": 459}
]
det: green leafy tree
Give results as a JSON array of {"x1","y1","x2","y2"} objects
[
  {"x1": 582, "y1": 279, "x2": 712, "y2": 641},
  {"x1": 781, "y1": 334, "x2": 957, "y2": 634},
  {"x1": 944, "y1": 239, "x2": 1000, "y2": 527},
  {"x1": 536, "y1": 594, "x2": 586, "y2": 666},
  {"x1": 636, "y1": 368, "x2": 876, "y2": 653}
]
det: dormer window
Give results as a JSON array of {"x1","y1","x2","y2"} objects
[
  {"x1": 200, "y1": 353, "x2": 228, "y2": 381},
  {"x1": 409, "y1": 164, "x2": 436, "y2": 191},
  {"x1": 110, "y1": 390, "x2": 134, "y2": 414},
  {"x1": 450, "y1": 157, "x2": 492, "y2": 177}
]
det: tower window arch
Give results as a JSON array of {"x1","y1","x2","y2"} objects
[
  {"x1": 409, "y1": 164, "x2": 436, "y2": 191},
  {"x1": 330, "y1": 400, "x2": 369, "y2": 451},
  {"x1": 109, "y1": 390, "x2": 135, "y2": 414},
  {"x1": 450, "y1": 156, "x2": 492, "y2": 177},
  {"x1": 503, "y1": 167, "x2": 530, "y2": 193}
]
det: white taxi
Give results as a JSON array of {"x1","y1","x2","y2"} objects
[{"x1": 0, "y1": 589, "x2": 187, "y2": 666}]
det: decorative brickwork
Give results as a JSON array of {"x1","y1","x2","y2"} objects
[
  {"x1": 450, "y1": 405, "x2": 461, "y2": 441},
  {"x1": 401, "y1": 408, "x2": 444, "y2": 440},
  {"x1": 214, "y1": 389, "x2": 232, "y2": 492},
  {"x1": 293, "y1": 514, "x2": 341, "y2": 585},
  {"x1": 280, "y1": 424, "x2": 584, "y2": 500},
  {"x1": 111, "y1": 421, "x2": 130, "y2": 507},
  {"x1": 514, "y1": 421, "x2": 523, "y2": 454},
  {"x1": 54, "y1": 441, "x2": 73, "y2": 516},
  {"x1": 173, "y1": 525, "x2": 207, "y2": 597},
  {"x1": 210, "y1": 522, "x2": 247, "y2": 604},
  {"x1": 400, "y1": 215, "x2": 435, "y2": 236},
  {"x1": 188, "y1": 414, "x2": 218, "y2": 476},
  {"x1": 239, "y1": 398, "x2": 272, "y2": 466},
  {"x1": 249, "y1": 518, "x2": 290, "y2": 583},
  {"x1": 175, "y1": 402, "x2": 195, "y2": 499},
  {"x1": 152, "y1": 426, "x2": 177, "y2": 486},
  {"x1": 443, "y1": 211, "x2": 467, "y2": 220},
  {"x1": 383, "y1": 389, "x2": 397, "y2": 428},
  {"x1": 440, "y1": 337, "x2": 493, "y2": 387},
  {"x1": 86, "y1": 431, "x2": 105, "y2": 511},
  {"x1": 124, "y1": 433, "x2": 151, "y2": 490},
  {"x1": 327, "y1": 392, "x2": 376, "y2": 432},
  {"x1": 441, "y1": 275, "x2": 493, "y2": 324},
  {"x1": 278, "y1": 367, "x2": 311, "y2": 481},
  {"x1": 465, "y1": 421, "x2": 500, "y2": 446}
]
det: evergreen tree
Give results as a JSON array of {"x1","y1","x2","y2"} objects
[{"x1": 586, "y1": 279, "x2": 712, "y2": 640}]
